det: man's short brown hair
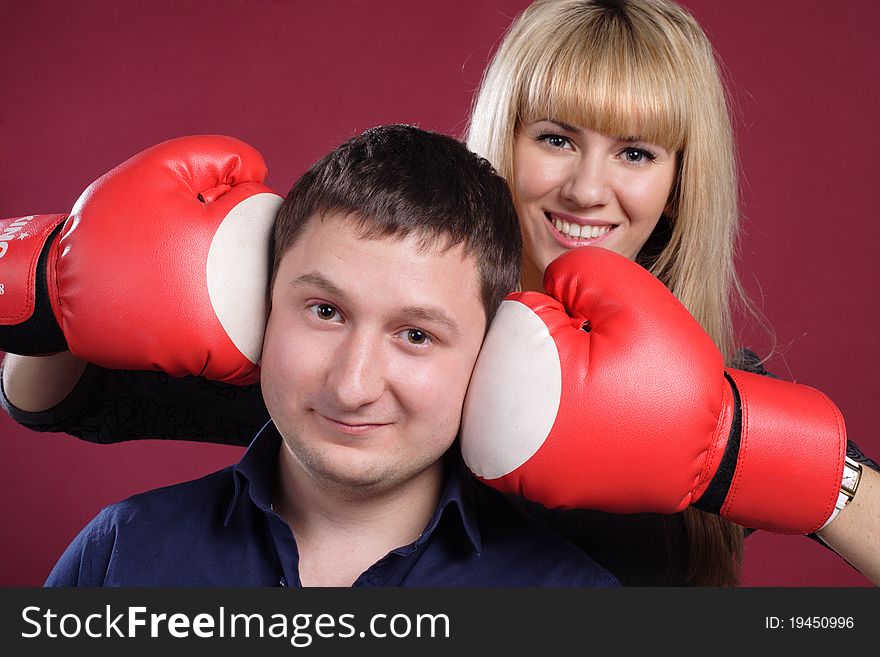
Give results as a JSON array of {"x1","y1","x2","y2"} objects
[{"x1": 271, "y1": 124, "x2": 521, "y2": 321}]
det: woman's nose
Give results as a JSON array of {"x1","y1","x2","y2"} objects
[{"x1": 561, "y1": 156, "x2": 612, "y2": 209}]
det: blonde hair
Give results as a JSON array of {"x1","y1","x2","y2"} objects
[
  {"x1": 467, "y1": 0, "x2": 746, "y2": 585},
  {"x1": 468, "y1": 0, "x2": 742, "y2": 360}
]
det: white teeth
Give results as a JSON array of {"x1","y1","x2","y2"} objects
[{"x1": 553, "y1": 217, "x2": 612, "y2": 240}]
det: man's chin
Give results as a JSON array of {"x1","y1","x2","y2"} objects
[{"x1": 315, "y1": 465, "x2": 399, "y2": 499}]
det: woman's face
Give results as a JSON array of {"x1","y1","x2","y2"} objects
[{"x1": 513, "y1": 119, "x2": 678, "y2": 290}]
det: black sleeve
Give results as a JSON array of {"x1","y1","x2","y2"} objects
[
  {"x1": 0, "y1": 362, "x2": 268, "y2": 446},
  {"x1": 846, "y1": 439, "x2": 880, "y2": 472}
]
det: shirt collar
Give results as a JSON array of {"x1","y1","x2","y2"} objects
[
  {"x1": 415, "y1": 450, "x2": 483, "y2": 556},
  {"x1": 225, "y1": 422, "x2": 482, "y2": 555},
  {"x1": 226, "y1": 419, "x2": 279, "y2": 525}
]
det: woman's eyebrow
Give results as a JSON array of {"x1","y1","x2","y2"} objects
[
  {"x1": 540, "y1": 118, "x2": 580, "y2": 133},
  {"x1": 541, "y1": 119, "x2": 647, "y2": 144}
]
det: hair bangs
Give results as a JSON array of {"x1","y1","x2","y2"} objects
[{"x1": 517, "y1": 18, "x2": 687, "y2": 152}]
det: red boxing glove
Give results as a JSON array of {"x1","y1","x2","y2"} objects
[
  {"x1": 0, "y1": 135, "x2": 282, "y2": 385},
  {"x1": 460, "y1": 247, "x2": 846, "y2": 534}
]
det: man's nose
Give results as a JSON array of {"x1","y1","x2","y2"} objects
[{"x1": 325, "y1": 331, "x2": 386, "y2": 411}]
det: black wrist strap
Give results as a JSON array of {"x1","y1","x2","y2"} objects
[{"x1": 693, "y1": 372, "x2": 741, "y2": 515}]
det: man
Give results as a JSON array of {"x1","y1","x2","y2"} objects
[{"x1": 40, "y1": 125, "x2": 616, "y2": 587}]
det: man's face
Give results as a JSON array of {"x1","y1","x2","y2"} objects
[{"x1": 261, "y1": 212, "x2": 487, "y2": 496}]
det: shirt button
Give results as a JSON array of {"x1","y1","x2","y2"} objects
[{"x1": 279, "y1": 576, "x2": 288, "y2": 587}]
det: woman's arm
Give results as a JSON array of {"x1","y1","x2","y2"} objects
[
  {"x1": 815, "y1": 461, "x2": 880, "y2": 585},
  {"x1": 733, "y1": 350, "x2": 880, "y2": 584},
  {"x1": 1, "y1": 352, "x2": 267, "y2": 446},
  {"x1": 2, "y1": 352, "x2": 88, "y2": 412}
]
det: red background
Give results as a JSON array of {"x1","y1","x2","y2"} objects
[{"x1": 1, "y1": 0, "x2": 877, "y2": 587}]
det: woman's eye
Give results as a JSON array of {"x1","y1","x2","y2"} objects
[
  {"x1": 621, "y1": 148, "x2": 657, "y2": 164},
  {"x1": 310, "y1": 303, "x2": 342, "y2": 322},
  {"x1": 539, "y1": 133, "x2": 571, "y2": 149}
]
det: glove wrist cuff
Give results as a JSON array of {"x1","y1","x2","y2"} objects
[
  {"x1": 708, "y1": 369, "x2": 847, "y2": 534},
  {"x1": 0, "y1": 215, "x2": 67, "y2": 355}
]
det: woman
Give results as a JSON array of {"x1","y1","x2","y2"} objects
[
  {"x1": 463, "y1": 0, "x2": 879, "y2": 585},
  {"x1": 2, "y1": 0, "x2": 877, "y2": 586}
]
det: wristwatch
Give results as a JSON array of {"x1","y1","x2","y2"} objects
[
  {"x1": 819, "y1": 456, "x2": 863, "y2": 530},
  {"x1": 838, "y1": 456, "x2": 863, "y2": 509}
]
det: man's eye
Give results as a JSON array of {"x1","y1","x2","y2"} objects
[
  {"x1": 398, "y1": 328, "x2": 433, "y2": 347},
  {"x1": 310, "y1": 303, "x2": 342, "y2": 322}
]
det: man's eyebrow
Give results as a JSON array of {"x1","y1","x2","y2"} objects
[
  {"x1": 291, "y1": 271, "x2": 348, "y2": 301},
  {"x1": 291, "y1": 271, "x2": 463, "y2": 335},
  {"x1": 399, "y1": 306, "x2": 462, "y2": 336}
]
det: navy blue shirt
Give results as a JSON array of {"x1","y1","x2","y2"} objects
[{"x1": 45, "y1": 422, "x2": 618, "y2": 587}]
